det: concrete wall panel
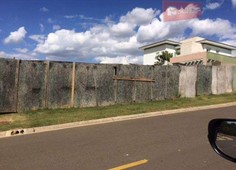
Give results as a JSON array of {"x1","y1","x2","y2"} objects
[
  {"x1": 18, "y1": 61, "x2": 46, "y2": 111},
  {"x1": 211, "y1": 66, "x2": 218, "y2": 94},
  {"x1": 95, "y1": 64, "x2": 115, "y2": 106},
  {"x1": 179, "y1": 66, "x2": 186, "y2": 97},
  {"x1": 48, "y1": 62, "x2": 72, "y2": 109},
  {"x1": 116, "y1": 65, "x2": 136, "y2": 103},
  {"x1": 226, "y1": 66, "x2": 233, "y2": 93},
  {"x1": 153, "y1": 66, "x2": 167, "y2": 100},
  {"x1": 197, "y1": 65, "x2": 212, "y2": 95},
  {"x1": 179, "y1": 66, "x2": 197, "y2": 98},
  {"x1": 166, "y1": 66, "x2": 180, "y2": 99},
  {"x1": 212, "y1": 66, "x2": 233, "y2": 94},
  {"x1": 217, "y1": 66, "x2": 227, "y2": 94},
  {"x1": 74, "y1": 64, "x2": 96, "y2": 107},
  {"x1": 0, "y1": 58, "x2": 18, "y2": 113},
  {"x1": 135, "y1": 65, "x2": 153, "y2": 102}
]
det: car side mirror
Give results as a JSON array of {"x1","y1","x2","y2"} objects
[{"x1": 208, "y1": 119, "x2": 236, "y2": 163}]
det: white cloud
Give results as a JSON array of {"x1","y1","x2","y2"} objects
[
  {"x1": 0, "y1": 50, "x2": 39, "y2": 60},
  {"x1": 206, "y1": 2, "x2": 221, "y2": 10},
  {"x1": 110, "y1": 22, "x2": 135, "y2": 37},
  {"x1": 189, "y1": 18, "x2": 236, "y2": 39},
  {"x1": 53, "y1": 25, "x2": 61, "y2": 30},
  {"x1": 137, "y1": 18, "x2": 170, "y2": 43},
  {"x1": 47, "y1": 18, "x2": 55, "y2": 23},
  {"x1": 33, "y1": 7, "x2": 161, "y2": 64},
  {"x1": 95, "y1": 55, "x2": 143, "y2": 64},
  {"x1": 205, "y1": 0, "x2": 224, "y2": 10},
  {"x1": 29, "y1": 34, "x2": 46, "y2": 43},
  {"x1": 0, "y1": 51, "x2": 6, "y2": 58},
  {"x1": 79, "y1": 15, "x2": 103, "y2": 22},
  {"x1": 79, "y1": 15, "x2": 94, "y2": 20},
  {"x1": 232, "y1": 0, "x2": 236, "y2": 8},
  {"x1": 34, "y1": 27, "x2": 143, "y2": 63},
  {"x1": 32, "y1": 7, "x2": 236, "y2": 64},
  {"x1": 14, "y1": 48, "x2": 29, "y2": 53},
  {"x1": 34, "y1": 29, "x2": 92, "y2": 56},
  {"x1": 120, "y1": 7, "x2": 160, "y2": 26},
  {"x1": 4, "y1": 27, "x2": 27, "y2": 44},
  {"x1": 64, "y1": 15, "x2": 78, "y2": 19},
  {"x1": 40, "y1": 24, "x2": 44, "y2": 32},
  {"x1": 40, "y1": 7, "x2": 49, "y2": 12}
]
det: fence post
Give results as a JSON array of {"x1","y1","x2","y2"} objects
[{"x1": 113, "y1": 66, "x2": 118, "y2": 103}]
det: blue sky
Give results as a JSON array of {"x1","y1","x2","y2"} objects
[{"x1": 0, "y1": 0, "x2": 235, "y2": 64}]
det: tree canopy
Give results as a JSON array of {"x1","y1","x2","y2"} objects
[{"x1": 155, "y1": 51, "x2": 173, "y2": 65}]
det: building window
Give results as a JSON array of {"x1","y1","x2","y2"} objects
[{"x1": 175, "y1": 50, "x2": 180, "y2": 55}]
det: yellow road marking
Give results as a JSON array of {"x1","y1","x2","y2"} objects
[{"x1": 109, "y1": 159, "x2": 148, "y2": 170}]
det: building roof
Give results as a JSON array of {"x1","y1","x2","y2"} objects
[
  {"x1": 197, "y1": 39, "x2": 236, "y2": 50},
  {"x1": 139, "y1": 40, "x2": 180, "y2": 50},
  {"x1": 139, "y1": 37, "x2": 236, "y2": 51}
]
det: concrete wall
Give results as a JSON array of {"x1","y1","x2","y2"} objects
[
  {"x1": 75, "y1": 64, "x2": 98, "y2": 107},
  {"x1": 166, "y1": 66, "x2": 180, "y2": 99},
  {"x1": 196, "y1": 65, "x2": 212, "y2": 96},
  {"x1": 17, "y1": 61, "x2": 47, "y2": 111},
  {"x1": 47, "y1": 62, "x2": 73, "y2": 109},
  {"x1": 0, "y1": 59, "x2": 18, "y2": 112},
  {"x1": 74, "y1": 64, "x2": 115, "y2": 107},
  {"x1": 212, "y1": 66, "x2": 233, "y2": 94},
  {"x1": 135, "y1": 65, "x2": 153, "y2": 102},
  {"x1": 116, "y1": 65, "x2": 136, "y2": 103},
  {"x1": 153, "y1": 66, "x2": 180, "y2": 100},
  {"x1": 0, "y1": 58, "x2": 235, "y2": 113},
  {"x1": 179, "y1": 66, "x2": 198, "y2": 98}
]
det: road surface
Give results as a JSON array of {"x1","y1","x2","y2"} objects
[{"x1": 1, "y1": 106, "x2": 236, "y2": 169}]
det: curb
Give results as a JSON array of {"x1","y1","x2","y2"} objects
[{"x1": 1, "y1": 102, "x2": 236, "y2": 139}]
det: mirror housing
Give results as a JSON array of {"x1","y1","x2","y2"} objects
[{"x1": 208, "y1": 119, "x2": 236, "y2": 163}]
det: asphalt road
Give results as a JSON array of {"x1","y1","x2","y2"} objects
[
  {"x1": 217, "y1": 134, "x2": 236, "y2": 158},
  {"x1": 1, "y1": 106, "x2": 236, "y2": 170}
]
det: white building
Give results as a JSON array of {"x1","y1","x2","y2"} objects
[
  {"x1": 139, "y1": 40, "x2": 180, "y2": 65},
  {"x1": 139, "y1": 37, "x2": 236, "y2": 65}
]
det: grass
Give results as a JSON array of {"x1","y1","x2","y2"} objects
[{"x1": 1, "y1": 93, "x2": 236, "y2": 132}]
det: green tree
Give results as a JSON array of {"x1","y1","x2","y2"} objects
[{"x1": 155, "y1": 51, "x2": 173, "y2": 65}]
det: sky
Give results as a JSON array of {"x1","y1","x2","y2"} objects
[{"x1": 0, "y1": 0, "x2": 235, "y2": 64}]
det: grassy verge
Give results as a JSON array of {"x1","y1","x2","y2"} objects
[{"x1": 1, "y1": 93, "x2": 236, "y2": 132}]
